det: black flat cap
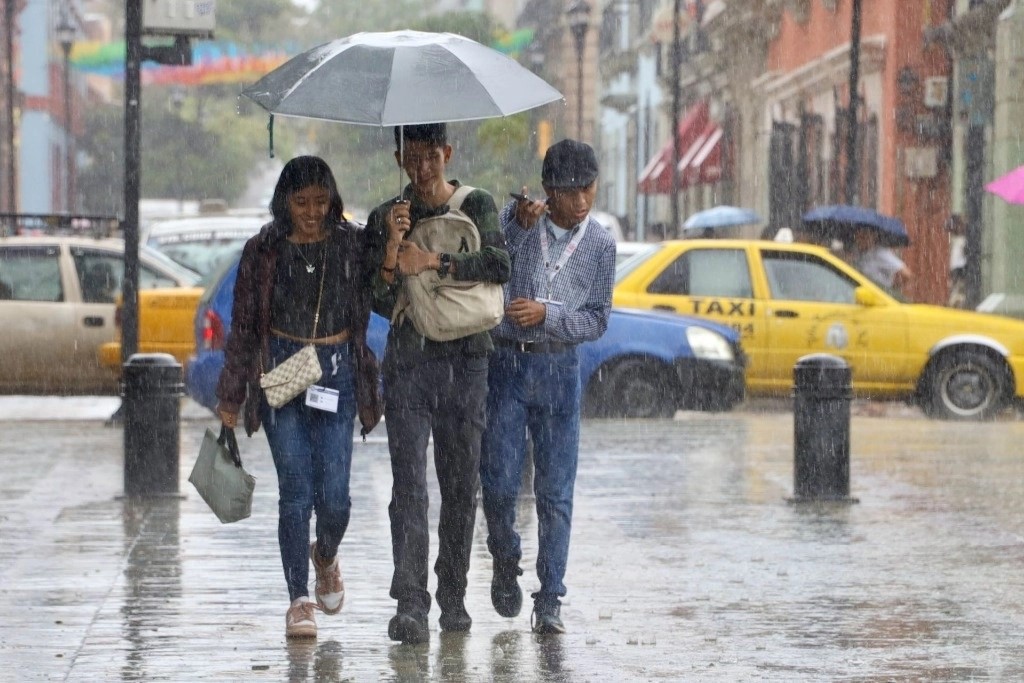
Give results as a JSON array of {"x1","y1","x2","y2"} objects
[{"x1": 542, "y1": 139, "x2": 598, "y2": 189}]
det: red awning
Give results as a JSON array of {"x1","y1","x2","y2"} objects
[
  {"x1": 678, "y1": 122, "x2": 723, "y2": 186},
  {"x1": 637, "y1": 101, "x2": 710, "y2": 194}
]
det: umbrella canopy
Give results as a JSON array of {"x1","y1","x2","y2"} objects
[
  {"x1": 682, "y1": 205, "x2": 761, "y2": 234},
  {"x1": 985, "y1": 164, "x2": 1024, "y2": 205},
  {"x1": 241, "y1": 30, "x2": 563, "y2": 126},
  {"x1": 802, "y1": 205, "x2": 910, "y2": 248}
]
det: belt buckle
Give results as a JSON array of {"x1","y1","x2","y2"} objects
[{"x1": 517, "y1": 342, "x2": 532, "y2": 353}]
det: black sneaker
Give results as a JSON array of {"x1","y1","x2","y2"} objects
[
  {"x1": 531, "y1": 602, "x2": 565, "y2": 635},
  {"x1": 491, "y1": 562, "x2": 523, "y2": 618},
  {"x1": 438, "y1": 602, "x2": 472, "y2": 632},
  {"x1": 388, "y1": 612, "x2": 429, "y2": 644}
]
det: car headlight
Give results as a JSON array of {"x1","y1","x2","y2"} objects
[{"x1": 685, "y1": 326, "x2": 735, "y2": 361}]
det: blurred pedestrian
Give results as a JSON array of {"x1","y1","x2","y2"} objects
[
  {"x1": 215, "y1": 155, "x2": 379, "y2": 639},
  {"x1": 480, "y1": 139, "x2": 616, "y2": 635},
  {"x1": 364, "y1": 123, "x2": 511, "y2": 644},
  {"x1": 946, "y1": 214, "x2": 968, "y2": 308},
  {"x1": 851, "y1": 225, "x2": 912, "y2": 295}
]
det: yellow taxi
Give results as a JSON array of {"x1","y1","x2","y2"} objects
[
  {"x1": 98, "y1": 214, "x2": 267, "y2": 371},
  {"x1": 614, "y1": 239, "x2": 1024, "y2": 420},
  {"x1": 98, "y1": 286, "x2": 205, "y2": 369}
]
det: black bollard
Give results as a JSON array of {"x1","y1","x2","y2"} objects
[
  {"x1": 791, "y1": 353, "x2": 856, "y2": 503},
  {"x1": 123, "y1": 353, "x2": 184, "y2": 497}
]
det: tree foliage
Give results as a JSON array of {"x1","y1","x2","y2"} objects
[
  {"x1": 213, "y1": 0, "x2": 298, "y2": 43},
  {"x1": 306, "y1": 0, "x2": 428, "y2": 42},
  {"x1": 75, "y1": 89, "x2": 280, "y2": 213}
]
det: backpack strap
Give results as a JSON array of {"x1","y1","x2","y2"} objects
[{"x1": 448, "y1": 184, "x2": 475, "y2": 212}]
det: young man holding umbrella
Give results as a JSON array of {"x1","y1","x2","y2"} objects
[
  {"x1": 365, "y1": 123, "x2": 511, "y2": 644},
  {"x1": 480, "y1": 139, "x2": 616, "y2": 634}
]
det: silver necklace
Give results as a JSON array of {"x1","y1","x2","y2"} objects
[{"x1": 292, "y1": 240, "x2": 323, "y2": 274}]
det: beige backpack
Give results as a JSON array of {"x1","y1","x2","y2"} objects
[{"x1": 392, "y1": 185, "x2": 504, "y2": 342}]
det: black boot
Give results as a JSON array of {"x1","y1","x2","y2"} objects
[
  {"x1": 490, "y1": 562, "x2": 523, "y2": 618},
  {"x1": 388, "y1": 609, "x2": 429, "y2": 644},
  {"x1": 437, "y1": 586, "x2": 472, "y2": 632},
  {"x1": 531, "y1": 600, "x2": 565, "y2": 635}
]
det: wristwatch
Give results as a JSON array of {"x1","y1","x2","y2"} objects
[{"x1": 437, "y1": 252, "x2": 453, "y2": 278}]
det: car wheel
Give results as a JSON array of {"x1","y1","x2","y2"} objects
[
  {"x1": 923, "y1": 350, "x2": 1009, "y2": 421},
  {"x1": 605, "y1": 361, "x2": 676, "y2": 419}
]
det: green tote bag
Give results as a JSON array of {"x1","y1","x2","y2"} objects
[{"x1": 189, "y1": 426, "x2": 255, "y2": 523}]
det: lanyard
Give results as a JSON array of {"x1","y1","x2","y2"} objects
[{"x1": 538, "y1": 216, "x2": 588, "y2": 298}]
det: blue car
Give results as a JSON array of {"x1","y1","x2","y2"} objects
[{"x1": 186, "y1": 258, "x2": 745, "y2": 419}]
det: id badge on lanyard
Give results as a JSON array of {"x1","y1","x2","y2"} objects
[{"x1": 538, "y1": 219, "x2": 588, "y2": 301}]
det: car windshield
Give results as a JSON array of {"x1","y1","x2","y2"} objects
[
  {"x1": 614, "y1": 244, "x2": 661, "y2": 283},
  {"x1": 140, "y1": 245, "x2": 201, "y2": 285},
  {"x1": 153, "y1": 237, "x2": 250, "y2": 278},
  {"x1": 198, "y1": 249, "x2": 242, "y2": 294}
]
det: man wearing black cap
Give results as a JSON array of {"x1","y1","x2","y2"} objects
[{"x1": 479, "y1": 138, "x2": 616, "y2": 634}]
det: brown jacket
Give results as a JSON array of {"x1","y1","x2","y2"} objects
[{"x1": 215, "y1": 219, "x2": 381, "y2": 437}]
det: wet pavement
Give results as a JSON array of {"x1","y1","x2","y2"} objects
[{"x1": 1, "y1": 401, "x2": 1023, "y2": 681}]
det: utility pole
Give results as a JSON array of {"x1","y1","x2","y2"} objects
[
  {"x1": 122, "y1": 0, "x2": 142, "y2": 361},
  {"x1": 121, "y1": 2, "x2": 192, "y2": 362},
  {"x1": 844, "y1": 0, "x2": 863, "y2": 205},
  {"x1": 670, "y1": 0, "x2": 682, "y2": 236}
]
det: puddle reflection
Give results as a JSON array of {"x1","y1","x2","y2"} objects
[
  {"x1": 120, "y1": 498, "x2": 182, "y2": 682},
  {"x1": 535, "y1": 633, "x2": 567, "y2": 681},
  {"x1": 286, "y1": 639, "x2": 345, "y2": 682},
  {"x1": 489, "y1": 630, "x2": 522, "y2": 682},
  {"x1": 436, "y1": 631, "x2": 469, "y2": 679},
  {"x1": 386, "y1": 640, "x2": 431, "y2": 681}
]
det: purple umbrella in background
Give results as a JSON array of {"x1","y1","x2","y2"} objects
[{"x1": 985, "y1": 164, "x2": 1024, "y2": 205}]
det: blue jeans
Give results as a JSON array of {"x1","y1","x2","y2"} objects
[
  {"x1": 480, "y1": 346, "x2": 581, "y2": 605},
  {"x1": 261, "y1": 336, "x2": 357, "y2": 602}
]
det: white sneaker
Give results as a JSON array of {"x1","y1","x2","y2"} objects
[
  {"x1": 286, "y1": 597, "x2": 318, "y2": 639},
  {"x1": 310, "y1": 542, "x2": 345, "y2": 614}
]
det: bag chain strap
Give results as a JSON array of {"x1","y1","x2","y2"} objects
[{"x1": 309, "y1": 240, "x2": 328, "y2": 339}]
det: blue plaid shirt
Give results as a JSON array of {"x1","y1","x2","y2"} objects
[{"x1": 492, "y1": 200, "x2": 616, "y2": 345}]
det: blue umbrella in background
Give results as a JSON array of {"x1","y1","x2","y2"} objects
[
  {"x1": 682, "y1": 206, "x2": 761, "y2": 236},
  {"x1": 802, "y1": 205, "x2": 910, "y2": 247}
]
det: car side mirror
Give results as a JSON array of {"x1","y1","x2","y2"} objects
[{"x1": 855, "y1": 286, "x2": 884, "y2": 307}]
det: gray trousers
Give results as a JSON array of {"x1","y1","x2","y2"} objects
[{"x1": 383, "y1": 353, "x2": 488, "y2": 614}]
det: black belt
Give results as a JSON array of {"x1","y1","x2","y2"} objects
[{"x1": 494, "y1": 338, "x2": 573, "y2": 354}]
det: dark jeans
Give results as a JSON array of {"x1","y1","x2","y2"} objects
[
  {"x1": 262, "y1": 337, "x2": 356, "y2": 602},
  {"x1": 383, "y1": 353, "x2": 488, "y2": 614},
  {"x1": 480, "y1": 346, "x2": 581, "y2": 605}
]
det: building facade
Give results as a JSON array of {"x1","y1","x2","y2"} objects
[
  {"x1": 592, "y1": 0, "x2": 973, "y2": 305},
  {"x1": 3, "y1": 0, "x2": 83, "y2": 215}
]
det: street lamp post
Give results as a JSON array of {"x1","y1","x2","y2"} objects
[
  {"x1": 55, "y1": 6, "x2": 76, "y2": 213},
  {"x1": 3, "y1": 0, "x2": 16, "y2": 213},
  {"x1": 566, "y1": 0, "x2": 591, "y2": 140}
]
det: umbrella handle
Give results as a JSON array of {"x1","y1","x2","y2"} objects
[
  {"x1": 267, "y1": 114, "x2": 275, "y2": 159},
  {"x1": 397, "y1": 125, "x2": 403, "y2": 197}
]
